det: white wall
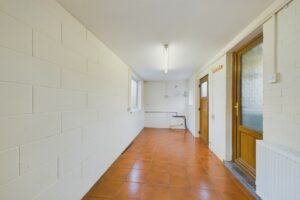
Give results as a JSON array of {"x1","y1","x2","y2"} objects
[
  {"x1": 144, "y1": 81, "x2": 187, "y2": 129},
  {"x1": 187, "y1": 55, "x2": 232, "y2": 161},
  {"x1": 263, "y1": 0, "x2": 300, "y2": 152},
  {"x1": 186, "y1": 76, "x2": 197, "y2": 136},
  {"x1": 209, "y1": 57, "x2": 227, "y2": 161},
  {"x1": 0, "y1": 0, "x2": 144, "y2": 199},
  {"x1": 209, "y1": 56, "x2": 233, "y2": 161},
  {"x1": 256, "y1": 1, "x2": 300, "y2": 197}
]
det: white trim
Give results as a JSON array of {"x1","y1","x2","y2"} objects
[
  {"x1": 128, "y1": 68, "x2": 143, "y2": 112},
  {"x1": 130, "y1": 76, "x2": 142, "y2": 112}
]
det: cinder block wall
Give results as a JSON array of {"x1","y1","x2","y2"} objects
[
  {"x1": 0, "y1": 0, "x2": 144, "y2": 199},
  {"x1": 263, "y1": 0, "x2": 300, "y2": 152}
]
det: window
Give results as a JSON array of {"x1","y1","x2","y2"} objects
[
  {"x1": 200, "y1": 81, "x2": 208, "y2": 97},
  {"x1": 131, "y1": 78, "x2": 141, "y2": 111}
]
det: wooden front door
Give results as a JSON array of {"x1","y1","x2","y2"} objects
[
  {"x1": 233, "y1": 35, "x2": 263, "y2": 179},
  {"x1": 199, "y1": 75, "x2": 209, "y2": 144}
]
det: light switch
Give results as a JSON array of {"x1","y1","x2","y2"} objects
[{"x1": 268, "y1": 73, "x2": 279, "y2": 83}]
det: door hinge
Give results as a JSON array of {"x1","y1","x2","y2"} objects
[
  {"x1": 234, "y1": 102, "x2": 239, "y2": 117},
  {"x1": 198, "y1": 107, "x2": 200, "y2": 111}
]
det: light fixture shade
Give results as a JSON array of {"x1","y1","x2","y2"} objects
[{"x1": 164, "y1": 44, "x2": 169, "y2": 74}]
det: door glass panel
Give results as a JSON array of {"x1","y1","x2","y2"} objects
[
  {"x1": 201, "y1": 82, "x2": 208, "y2": 97},
  {"x1": 240, "y1": 43, "x2": 263, "y2": 132}
]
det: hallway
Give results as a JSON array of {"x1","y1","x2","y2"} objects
[
  {"x1": 83, "y1": 128, "x2": 254, "y2": 200},
  {"x1": 0, "y1": 0, "x2": 300, "y2": 199}
]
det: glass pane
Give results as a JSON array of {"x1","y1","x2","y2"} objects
[
  {"x1": 240, "y1": 43, "x2": 263, "y2": 132},
  {"x1": 201, "y1": 82, "x2": 208, "y2": 97}
]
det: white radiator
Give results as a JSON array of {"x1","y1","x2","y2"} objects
[{"x1": 256, "y1": 141, "x2": 300, "y2": 200}]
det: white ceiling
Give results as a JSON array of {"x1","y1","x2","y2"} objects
[{"x1": 58, "y1": 0, "x2": 274, "y2": 81}]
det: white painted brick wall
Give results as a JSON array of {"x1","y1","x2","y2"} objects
[
  {"x1": 62, "y1": 67, "x2": 102, "y2": 92},
  {"x1": 20, "y1": 135, "x2": 60, "y2": 174},
  {"x1": 0, "y1": 47, "x2": 60, "y2": 87},
  {"x1": 263, "y1": 0, "x2": 300, "y2": 151},
  {"x1": 0, "y1": 82, "x2": 32, "y2": 116},
  {"x1": 33, "y1": 31, "x2": 87, "y2": 73},
  {"x1": 82, "y1": 122, "x2": 107, "y2": 145},
  {"x1": 32, "y1": 166, "x2": 83, "y2": 200},
  {"x1": 58, "y1": 148, "x2": 83, "y2": 178},
  {"x1": 0, "y1": 161, "x2": 58, "y2": 200},
  {"x1": 87, "y1": 59, "x2": 105, "y2": 77},
  {"x1": 257, "y1": 2, "x2": 300, "y2": 197},
  {"x1": 0, "y1": 12, "x2": 32, "y2": 54},
  {"x1": 61, "y1": 68, "x2": 91, "y2": 91},
  {"x1": 53, "y1": 167, "x2": 83, "y2": 200},
  {"x1": 87, "y1": 93, "x2": 106, "y2": 109},
  {"x1": 59, "y1": 129, "x2": 82, "y2": 155},
  {"x1": 33, "y1": 86, "x2": 86, "y2": 112},
  {"x1": 0, "y1": 148, "x2": 19, "y2": 185},
  {"x1": 0, "y1": 0, "x2": 61, "y2": 41},
  {"x1": 0, "y1": 113, "x2": 61, "y2": 151},
  {"x1": 0, "y1": 0, "x2": 144, "y2": 199},
  {"x1": 62, "y1": 24, "x2": 89, "y2": 58},
  {"x1": 61, "y1": 110, "x2": 99, "y2": 131}
]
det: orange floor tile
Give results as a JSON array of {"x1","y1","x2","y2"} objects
[{"x1": 83, "y1": 128, "x2": 255, "y2": 200}]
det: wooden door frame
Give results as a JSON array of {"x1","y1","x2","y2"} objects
[
  {"x1": 199, "y1": 74, "x2": 209, "y2": 144},
  {"x1": 232, "y1": 34, "x2": 263, "y2": 178}
]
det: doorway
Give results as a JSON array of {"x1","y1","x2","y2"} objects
[
  {"x1": 233, "y1": 35, "x2": 263, "y2": 179},
  {"x1": 199, "y1": 75, "x2": 209, "y2": 144}
]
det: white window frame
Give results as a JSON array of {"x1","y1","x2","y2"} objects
[{"x1": 130, "y1": 76, "x2": 141, "y2": 112}]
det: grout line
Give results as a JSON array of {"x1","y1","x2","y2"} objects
[
  {"x1": 85, "y1": 27, "x2": 88, "y2": 40},
  {"x1": 0, "y1": 80, "x2": 34, "y2": 87},
  {"x1": 0, "y1": 79, "x2": 89, "y2": 91},
  {"x1": 61, "y1": 23, "x2": 63, "y2": 44},
  {"x1": 0, "y1": 44, "x2": 32, "y2": 57},
  {"x1": 32, "y1": 85, "x2": 34, "y2": 113},
  {"x1": 60, "y1": 112, "x2": 63, "y2": 134},
  {"x1": 80, "y1": 128, "x2": 84, "y2": 144},
  {"x1": 31, "y1": 28, "x2": 34, "y2": 56},
  {"x1": 18, "y1": 146, "x2": 21, "y2": 176},
  {"x1": 60, "y1": 67, "x2": 62, "y2": 88},
  {"x1": 57, "y1": 157, "x2": 60, "y2": 179}
]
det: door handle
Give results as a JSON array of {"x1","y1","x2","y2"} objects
[{"x1": 234, "y1": 102, "x2": 239, "y2": 117}]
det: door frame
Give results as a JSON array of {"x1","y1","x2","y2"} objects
[
  {"x1": 199, "y1": 74, "x2": 209, "y2": 144},
  {"x1": 232, "y1": 34, "x2": 263, "y2": 178}
]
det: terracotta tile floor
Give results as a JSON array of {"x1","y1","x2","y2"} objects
[{"x1": 83, "y1": 128, "x2": 255, "y2": 200}]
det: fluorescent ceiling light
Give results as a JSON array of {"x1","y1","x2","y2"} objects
[{"x1": 164, "y1": 44, "x2": 169, "y2": 74}]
